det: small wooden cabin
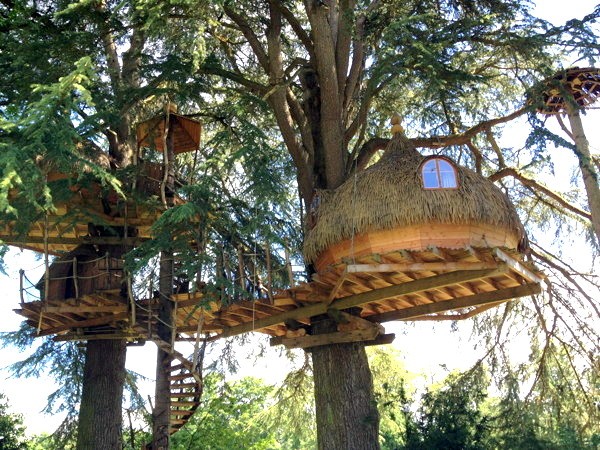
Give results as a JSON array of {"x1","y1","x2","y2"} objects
[{"x1": 37, "y1": 245, "x2": 125, "y2": 302}]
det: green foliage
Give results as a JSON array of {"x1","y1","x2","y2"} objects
[
  {"x1": 171, "y1": 373, "x2": 278, "y2": 450},
  {"x1": 0, "y1": 56, "x2": 120, "y2": 235},
  {"x1": 264, "y1": 357, "x2": 316, "y2": 449},
  {"x1": 368, "y1": 347, "x2": 412, "y2": 449},
  {"x1": 403, "y1": 364, "x2": 491, "y2": 450},
  {"x1": 0, "y1": 393, "x2": 28, "y2": 450}
]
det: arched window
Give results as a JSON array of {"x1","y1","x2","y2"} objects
[{"x1": 421, "y1": 157, "x2": 458, "y2": 189}]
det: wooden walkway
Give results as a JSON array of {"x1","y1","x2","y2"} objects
[{"x1": 15, "y1": 246, "x2": 543, "y2": 345}]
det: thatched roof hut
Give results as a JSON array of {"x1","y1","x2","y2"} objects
[{"x1": 304, "y1": 132, "x2": 526, "y2": 271}]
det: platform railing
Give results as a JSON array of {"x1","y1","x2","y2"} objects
[{"x1": 19, "y1": 253, "x2": 127, "y2": 303}]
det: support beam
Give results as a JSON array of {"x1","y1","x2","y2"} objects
[
  {"x1": 270, "y1": 327, "x2": 381, "y2": 349},
  {"x1": 365, "y1": 283, "x2": 541, "y2": 324},
  {"x1": 0, "y1": 234, "x2": 147, "y2": 247},
  {"x1": 43, "y1": 306, "x2": 128, "y2": 314},
  {"x1": 36, "y1": 312, "x2": 129, "y2": 336},
  {"x1": 492, "y1": 248, "x2": 545, "y2": 284},
  {"x1": 346, "y1": 261, "x2": 498, "y2": 273},
  {"x1": 214, "y1": 268, "x2": 506, "y2": 339},
  {"x1": 54, "y1": 332, "x2": 144, "y2": 342}
]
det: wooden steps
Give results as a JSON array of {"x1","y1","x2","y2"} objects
[
  {"x1": 168, "y1": 361, "x2": 202, "y2": 435},
  {"x1": 150, "y1": 336, "x2": 203, "y2": 435}
]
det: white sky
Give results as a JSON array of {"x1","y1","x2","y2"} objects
[{"x1": 1, "y1": 0, "x2": 599, "y2": 437}]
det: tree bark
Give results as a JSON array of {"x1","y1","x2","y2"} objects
[
  {"x1": 77, "y1": 339, "x2": 127, "y2": 450},
  {"x1": 310, "y1": 316, "x2": 380, "y2": 450},
  {"x1": 566, "y1": 108, "x2": 600, "y2": 242},
  {"x1": 152, "y1": 250, "x2": 174, "y2": 449}
]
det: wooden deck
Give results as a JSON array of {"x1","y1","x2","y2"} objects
[{"x1": 15, "y1": 246, "x2": 544, "y2": 345}]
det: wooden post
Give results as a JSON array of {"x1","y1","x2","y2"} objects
[
  {"x1": 285, "y1": 246, "x2": 294, "y2": 288},
  {"x1": 216, "y1": 247, "x2": 224, "y2": 301},
  {"x1": 72, "y1": 257, "x2": 79, "y2": 301},
  {"x1": 171, "y1": 280, "x2": 178, "y2": 349},
  {"x1": 237, "y1": 246, "x2": 245, "y2": 291},
  {"x1": 127, "y1": 273, "x2": 135, "y2": 326},
  {"x1": 19, "y1": 269, "x2": 25, "y2": 304},
  {"x1": 43, "y1": 212, "x2": 49, "y2": 304},
  {"x1": 105, "y1": 252, "x2": 110, "y2": 290},
  {"x1": 265, "y1": 243, "x2": 273, "y2": 304}
]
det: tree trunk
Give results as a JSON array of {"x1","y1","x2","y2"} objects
[
  {"x1": 76, "y1": 243, "x2": 129, "y2": 450},
  {"x1": 152, "y1": 250, "x2": 174, "y2": 449},
  {"x1": 77, "y1": 339, "x2": 127, "y2": 450},
  {"x1": 310, "y1": 316, "x2": 380, "y2": 450},
  {"x1": 567, "y1": 108, "x2": 600, "y2": 242}
]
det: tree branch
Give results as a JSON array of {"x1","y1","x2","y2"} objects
[
  {"x1": 352, "y1": 137, "x2": 389, "y2": 172},
  {"x1": 96, "y1": 2, "x2": 122, "y2": 94},
  {"x1": 286, "y1": 88, "x2": 314, "y2": 161},
  {"x1": 485, "y1": 128, "x2": 506, "y2": 168},
  {"x1": 530, "y1": 245, "x2": 600, "y2": 319},
  {"x1": 411, "y1": 107, "x2": 528, "y2": 148},
  {"x1": 274, "y1": 2, "x2": 315, "y2": 61},
  {"x1": 200, "y1": 65, "x2": 268, "y2": 95},
  {"x1": 466, "y1": 141, "x2": 483, "y2": 174},
  {"x1": 335, "y1": 0, "x2": 353, "y2": 102},
  {"x1": 489, "y1": 167, "x2": 592, "y2": 221},
  {"x1": 223, "y1": 6, "x2": 269, "y2": 72}
]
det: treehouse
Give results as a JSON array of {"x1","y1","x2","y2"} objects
[
  {"x1": 12, "y1": 111, "x2": 545, "y2": 429},
  {"x1": 131, "y1": 118, "x2": 545, "y2": 350},
  {"x1": 535, "y1": 67, "x2": 600, "y2": 114},
  {"x1": 1, "y1": 106, "x2": 202, "y2": 255},
  {"x1": 11, "y1": 106, "x2": 204, "y2": 435}
]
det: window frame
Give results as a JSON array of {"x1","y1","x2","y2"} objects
[{"x1": 420, "y1": 156, "x2": 459, "y2": 190}]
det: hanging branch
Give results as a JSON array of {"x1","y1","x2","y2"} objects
[{"x1": 489, "y1": 167, "x2": 592, "y2": 221}]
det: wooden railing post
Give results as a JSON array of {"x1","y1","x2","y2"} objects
[
  {"x1": 72, "y1": 257, "x2": 79, "y2": 300},
  {"x1": 265, "y1": 243, "x2": 273, "y2": 303},
  {"x1": 127, "y1": 273, "x2": 135, "y2": 326},
  {"x1": 237, "y1": 246, "x2": 245, "y2": 291},
  {"x1": 19, "y1": 269, "x2": 25, "y2": 304},
  {"x1": 285, "y1": 247, "x2": 294, "y2": 288},
  {"x1": 105, "y1": 252, "x2": 110, "y2": 290}
]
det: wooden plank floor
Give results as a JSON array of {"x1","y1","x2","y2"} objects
[{"x1": 14, "y1": 246, "x2": 543, "y2": 343}]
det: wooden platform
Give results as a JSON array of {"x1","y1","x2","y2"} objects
[
  {"x1": 1, "y1": 165, "x2": 185, "y2": 255},
  {"x1": 14, "y1": 246, "x2": 544, "y2": 344}
]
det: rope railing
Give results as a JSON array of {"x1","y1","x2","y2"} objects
[
  {"x1": 19, "y1": 244, "x2": 303, "y2": 309},
  {"x1": 19, "y1": 253, "x2": 126, "y2": 303}
]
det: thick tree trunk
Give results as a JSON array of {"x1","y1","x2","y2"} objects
[
  {"x1": 77, "y1": 339, "x2": 127, "y2": 450},
  {"x1": 311, "y1": 316, "x2": 380, "y2": 450},
  {"x1": 76, "y1": 243, "x2": 129, "y2": 450},
  {"x1": 152, "y1": 250, "x2": 174, "y2": 449},
  {"x1": 567, "y1": 108, "x2": 600, "y2": 242}
]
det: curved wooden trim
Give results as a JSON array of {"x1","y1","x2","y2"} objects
[{"x1": 315, "y1": 223, "x2": 520, "y2": 271}]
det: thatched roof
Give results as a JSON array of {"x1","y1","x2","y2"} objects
[{"x1": 304, "y1": 133, "x2": 525, "y2": 263}]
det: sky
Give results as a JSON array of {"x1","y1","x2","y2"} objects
[{"x1": 1, "y1": 0, "x2": 599, "y2": 437}]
